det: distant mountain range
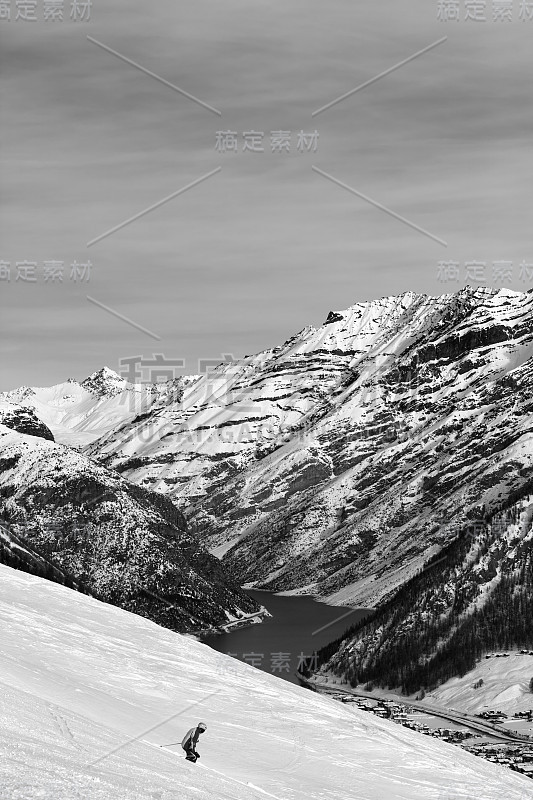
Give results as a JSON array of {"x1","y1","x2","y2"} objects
[
  {"x1": 0, "y1": 366, "x2": 192, "y2": 448},
  {"x1": 10, "y1": 285, "x2": 528, "y2": 607},
  {"x1": 2, "y1": 285, "x2": 532, "y2": 668}
]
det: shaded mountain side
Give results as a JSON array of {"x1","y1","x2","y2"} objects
[
  {"x1": 0, "y1": 401, "x2": 79, "y2": 588},
  {"x1": 75, "y1": 287, "x2": 533, "y2": 606},
  {"x1": 305, "y1": 485, "x2": 533, "y2": 694},
  {"x1": 0, "y1": 520, "x2": 90, "y2": 592},
  {"x1": 0, "y1": 424, "x2": 260, "y2": 634},
  {"x1": 0, "y1": 401, "x2": 54, "y2": 442}
]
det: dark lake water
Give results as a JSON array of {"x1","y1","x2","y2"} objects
[{"x1": 201, "y1": 590, "x2": 373, "y2": 685}]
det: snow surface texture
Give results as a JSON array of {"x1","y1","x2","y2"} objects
[
  {"x1": 429, "y1": 652, "x2": 533, "y2": 716},
  {"x1": 0, "y1": 564, "x2": 531, "y2": 799}
]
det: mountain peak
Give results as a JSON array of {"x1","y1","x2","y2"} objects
[
  {"x1": 88, "y1": 366, "x2": 121, "y2": 380},
  {"x1": 81, "y1": 367, "x2": 128, "y2": 396},
  {"x1": 323, "y1": 310, "x2": 345, "y2": 325}
]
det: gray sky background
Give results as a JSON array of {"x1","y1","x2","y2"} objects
[{"x1": 1, "y1": 0, "x2": 533, "y2": 390}]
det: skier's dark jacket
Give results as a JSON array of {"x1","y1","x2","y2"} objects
[{"x1": 181, "y1": 727, "x2": 201, "y2": 751}]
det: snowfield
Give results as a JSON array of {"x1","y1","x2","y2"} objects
[
  {"x1": 0, "y1": 565, "x2": 531, "y2": 800},
  {"x1": 429, "y1": 652, "x2": 533, "y2": 717}
]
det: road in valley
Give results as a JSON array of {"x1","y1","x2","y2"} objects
[{"x1": 299, "y1": 675, "x2": 528, "y2": 744}]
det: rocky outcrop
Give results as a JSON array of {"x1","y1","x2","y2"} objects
[{"x1": 0, "y1": 401, "x2": 54, "y2": 441}]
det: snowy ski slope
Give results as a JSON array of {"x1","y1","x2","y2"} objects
[{"x1": 0, "y1": 564, "x2": 531, "y2": 799}]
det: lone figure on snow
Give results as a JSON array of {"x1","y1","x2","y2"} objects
[{"x1": 181, "y1": 722, "x2": 207, "y2": 762}]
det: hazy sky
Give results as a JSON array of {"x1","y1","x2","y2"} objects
[{"x1": 1, "y1": 0, "x2": 533, "y2": 390}]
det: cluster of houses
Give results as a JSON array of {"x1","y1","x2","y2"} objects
[
  {"x1": 334, "y1": 696, "x2": 475, "y2": 744},
  {"x1": 330, "y1": 694, "x2": 533, "y2": 777},
  {"x1": 400, "y1": 718, "x2": 474, "y2": 744},
  {"x1": 466, "y1": 742, "x2": 533, "y2": 778},
  {"x1": 476, "y1": 709, "x2": 509, "y2": 720},
  {"x1": 476, "y1": 708, "x2": 533, "y2": 735},
  {"x1": 484, "y1": 650, "x2": 533, "y2": 658},
  {"x1": 513, "y1": 709, "x2": 533, "y2": 720}
]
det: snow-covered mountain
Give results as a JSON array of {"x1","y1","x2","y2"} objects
[
  {"x1": 73, "y1": 286, "x2": 533, "y2": 607},
  {"x1": 0, "y1": 420, "x2": 262, "y2": 633},
  {"x1": 1, "y1": 563, "x2": 529, "y2": 800},
  {"x1": 308, "y1": 487, "x2": 533, "y2": 697},
  {"x1": 0, "y1": 367, "x2": 187, "y2": 448}
]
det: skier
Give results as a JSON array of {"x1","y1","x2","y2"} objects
[{"x1": 181, "y1": 722, "x2": 207, "y2": 762}]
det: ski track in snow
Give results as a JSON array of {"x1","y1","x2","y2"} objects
[{"x1": 145, "y1": 743, "x2": 287, "y2": 800}]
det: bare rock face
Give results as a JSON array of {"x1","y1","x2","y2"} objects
[
  {"x1": 19, "y1": 286, "x2": 533, "y2": 607},
  {"x1": 324, "y1": 311, "x2": 345, "y2": 325},
  {"x1": 0, "y1": 401, "x2": 54, "y2": 441}
]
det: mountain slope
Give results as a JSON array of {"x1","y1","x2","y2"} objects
[
  {"x1": 0, "y1": 423, "x2": 261, "y2": 633},
  {"x1": 79, "y1": 286, "x2": 533, "y2": 606},
  {"x1": 0, "y1": 563, "x2": 529, "y2": 800},
  {"x1": 428, "y1": 651, "x2": 533, "y2": 717},
  {"x1": 307, "y1": 487, "x2": 533, "y2": 695}
]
